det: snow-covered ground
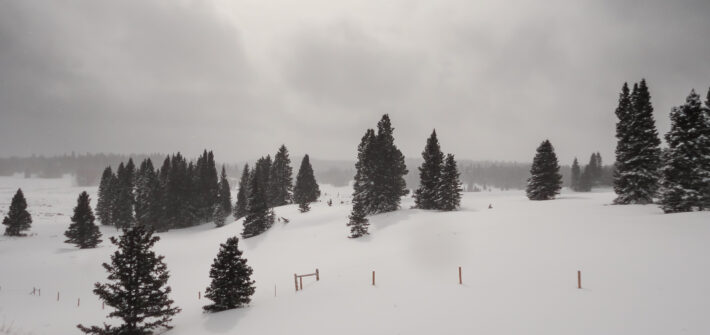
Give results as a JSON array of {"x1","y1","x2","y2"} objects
[{"x1": 1, "y1": 175, "x2": 709, "y2": 335}]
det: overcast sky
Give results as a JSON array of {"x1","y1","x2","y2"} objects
[{"x1": 1, "y1": 0, "x2": 709, "y2": 164}]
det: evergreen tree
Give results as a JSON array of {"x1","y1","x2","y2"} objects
[
  {"x1": 242, "y1": 166, "x2": 274, "y2": 238},
  {"x1": 267, "y1": 145, "x2": 293, "y2": 207},
  {"x1": 113, "y1": 162, "x2": 135, "y2": 229},
  {"x1": 163, "y1": 153, "x2": 198, "y2": 229},
  {"x1": 437, "y1": 154, "x2": 462, "y2": 211},
  {"x1": 64, "y1": 191, "x2": 102, "y2": 248},
  {"x1": 203, "y1": 237, "x2": 255, "y2": 312},
  {"x1": 135, "y1": 159, "x2": 160, "y2": 229},
  {"x1": 233, "y1": 164, "x2": 250, "y2": 220},
  {"x1": 154, "y1": 156, "x2": 172, "y2": 232},
  {"x1": 217, "y1": 166, "x2": 232, "y2": 218},
  {"x1": 293, "y1": 154, "x2": 321, "y2": 208},
  {"x1": 570, "y1": 158, "x2": 581, "y2": 191},
  {"x1": 614, "y1": 80, "x2": 662, "y2": 204},
  {"x1": 526, "y1": 140, "x2": 563, "y2": 200},
  {"x1": 347, "y1": 198, "x2": 369, "y2": 238},
  {"x1": 659, "y1": 90, "x2": 710, "y2": 213},
  {"x1": 96, "y1": 167, "x2": 116, "y2": 226},
  {"x1": 414, "y1": 130, "x2": 444, "y2": 209},
  {"x1": 352, "y1": 129, "x2": 377, "y2": 215},
  {"x1": 251, "y1": 156, "x2": 272, "y2": 207},
  {"x1": 213, "y1": 204, "x2": 227, "y2": 228},
  {"x1": 2, "y1": 188, "x2": 32, "y2": 236},
  {"x1": 370, "y1": 115, "x2": 409, "y2": 213},
  {"x1": 78, "y1": 225, "x2": 180, "y2": 334}
]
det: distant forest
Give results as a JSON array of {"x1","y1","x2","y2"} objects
[{"x1": 0, "y1": 153, "x2": 613, "y2": 190}]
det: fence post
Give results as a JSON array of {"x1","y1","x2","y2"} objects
[
  {"x1": 372, "y1": 271, "x2": 375, "y2": 286},
  {"x1": 78, "y1": 298, "x2": 80, "y2": 307},
  {"x1": 294, "y1": 274, "x2": 298, "y2": 292},
  {"x1": 198, "y1": 291, "x2": 201, "y2": 300},
  {"x1": 459, "y1": 266, "x2": 462, "y2": 285},
  {"x1": 316, "y1": 268, "x2": 320, "y2": 281},
  {"x1": 577, "y1": 270, "x2": 581, "y2": 289},
  {"x1": 57, "y1": 292, "x2": 60, "y2": 302},
  {"x1": 299, "y1": 276, "x2": 303, "y2": 290}
]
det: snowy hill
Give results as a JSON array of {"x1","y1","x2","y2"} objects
[{"x1": 1, "y1": 175, "x2": 709, "y2": 335}]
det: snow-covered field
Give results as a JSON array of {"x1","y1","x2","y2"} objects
[{"x1": 1, "y1": 175, "x2": 709, "y2": 335}]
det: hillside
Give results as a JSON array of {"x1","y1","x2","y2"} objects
[{"x1": 1, "y1": 175, "x2": 709, "y2": 335}]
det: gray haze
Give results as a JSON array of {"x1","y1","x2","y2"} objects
[{"x1": 1, "y1": 0, "x2": 709, "y2": 164}]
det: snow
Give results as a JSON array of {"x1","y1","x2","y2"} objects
[{"x1": 1, "y1": 175, "x2": 710, "y2": 334}]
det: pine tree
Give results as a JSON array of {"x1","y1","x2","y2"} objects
[
  {"x1": 233, "y1": 164, "x2": 250, "y2": 220},
  {"x1": 370, "y1": 115, "x2": 409, "y2": 213},
  {"x1": 64, "y1": 191, "x2": 102, "y2": 248},
  {"x1": 203, "y1": 237, "x2": 255, "y2": 312},
  {"x1": 526, "y1": 140, "x2": 563, "y2": 200},
  {"x1": 135, "y1": 159, "x2": 160, "y2": 229},
  {"x1": 347, "y1": 198, "x2": 369, "y2": 238},
  {"x1": 217, "y1": 166, "x2": 232, "y2": 218},
  {"x1": 437, "y1": 154, "x2": 462, "y2": 211},
  {"x1": 113, "y1": 162, "x2": 135, "y2": 229},
  {"x1": 163, "y1": 153, "x2": 198, "y2": 229},
  {"x1": 2, "y1": 188, "x2": 32, "y2": 236},
  {"x1": 254, "y1": 156, "x2": 272, "y2": 207},
  {"x1": 154, "y1": 156, "x2": 172, "y2": 232},
  {"x1": 194, "y1": 150, "x2": 219, "y2": 223},
  {"x1": 267, "y1": 145, "x2": 293, "y2": 207},
  {"x1": 570, "y1": 158, "x2": 581, "y2": 191},
  {"x1": 242, "y1": 166, "x2": 274, "y2": 238},
  {"x1": 614, "y1": 80, "x2": 662, "y2": 204},
  {"x1": 78, "y1": 226, "x2": 180, "y2": 334},
  {"x1": 213, "y1": 204, "x2": 227, "y2": 228},
  {"x1": 659, "y1": 90, "x2": 710, "y2": 213},
  {"x1": 414, "y1": 130, "x2": 444, "y2": 209},
  {"x1": 293, "y1": 154, "x2": 321, "y2": 209},
  {"x1": 352, "y1": 129, "x2": 377, "y2": 215},
  {"x1": 96, "y1": 167, "x2": 115, "y2": 226}
]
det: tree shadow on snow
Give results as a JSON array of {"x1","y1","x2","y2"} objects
[{"x1": 201, "y1": 306, "x2": 248, "y2": 333}]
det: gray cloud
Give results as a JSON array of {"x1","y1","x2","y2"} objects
[{"x1": 1, "y1": 0, "x2": 709, "y2": 164}]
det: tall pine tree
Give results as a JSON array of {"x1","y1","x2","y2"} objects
[
  {"x1": 614, "y1": 80, "x2": 662, "y2": 204},
  {"x1": 2, "y1": 188, "x2": 32, "y2": 236},
  {"x1": 414, "y1": 130, "x2": 444, "y2": 209},
  {"x1": 370, "y1": 115, "x2": 409, "y2": 213},
  {"x1": 203, "y1": 236, "x2": 255, "y2": 312},
  {"x1": 570, "y1": 158, "x2": 581, "y2": 191},
  {"x1": 267, "y1": 145, "x2": 293, "y2": 207},
  {"x1": 659, "y1": 90, "x2": 710, "y2": 213},
  {"x1": 242, "y1": 165, "x2": 274, "y2": 238},
  {"x1": 96, "y1": 166, "x2": 116, "y2": 226},
  {"x1": 64, "y1": 191, "x2": 102, "y2": 248},
  {"x1": 437, "y1": 154, "x2": 462, "y2": 211},
  {"x1": 293, "y1": 154, "x2": 321, "y2": 209},
  {"x1": 113, "y1": 162, "x2": 135, "y2": 229},
  {"x1": 233, "y1": 164, "x2": 250, "y2": 220},
  {"x1": 135, "y1": 159, "x2": 160, "y2": 229},
  {"x1": 78, "y1": 225, "x2": 180, "y2": 334},
  {"x1": 526, "y1": 140, "x2": 563, "y2": 200},
  {"x1": 216, "y1": 165, "x2": 232, "y2": 223}
]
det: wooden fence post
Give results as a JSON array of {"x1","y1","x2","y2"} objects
[
  {"x1": 198, "y1": 291, "x2": 201, "y2": 299},
  {"x1": 577, "y1": 270, "x2": 581, "y2": 289},
  {"x1": 299, "y1": 276, "x2": 303, "y2": 290},
  {"x1": 57, "y1": 292, "x2": 60, "y2": 302},
  {"x1": 294, "y1": 274, "x2": 298, "y2": 292},
  {"x1": 77, "y1": 298, "x2": 80, "y2": 307},
  {"x1": 316, "y1": 268, "x2": 320, "y2": 281},
  {"x1": 459, "y1": 266, "x2": 462, "y2": 285},
  {"x1": 372, "y1": 271, "x2": 375, "y2": 286}
]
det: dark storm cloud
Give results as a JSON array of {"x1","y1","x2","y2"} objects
[{"x1": 1, "y1": 0, "x2": 709, "y2": 163}]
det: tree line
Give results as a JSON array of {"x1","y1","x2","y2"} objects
[{"x1": 524, "y1": 79, "x2": 710, "y2": 213}]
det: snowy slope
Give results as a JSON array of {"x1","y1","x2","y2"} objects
[{"x1": 1, "y1": 175, "x2": 709, "y2": 335}]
